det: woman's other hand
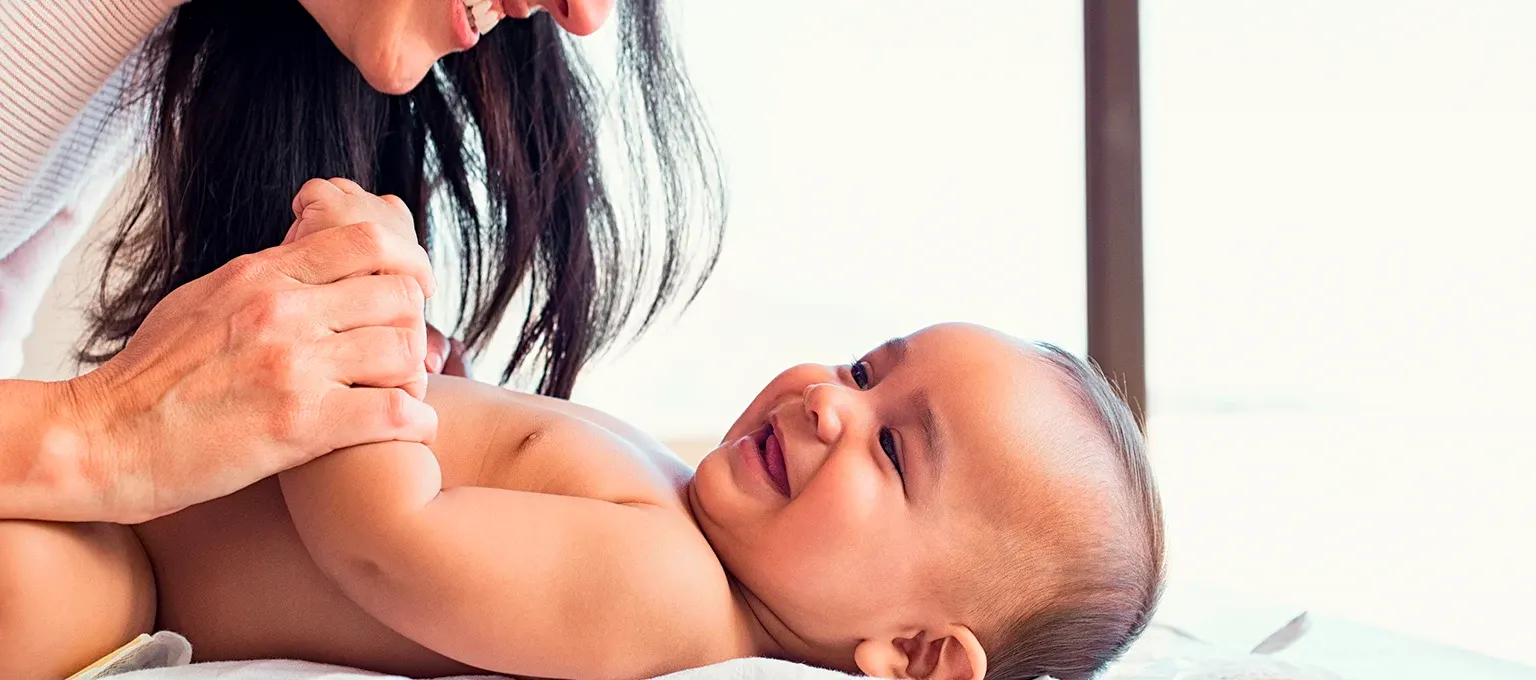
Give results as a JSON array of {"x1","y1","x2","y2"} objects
[
  {"x1": 427, "y1": 328, "x2": 474, "y2": 379},
  {"x1": 59, "y1": 178, "x2": 440, "y2": 523}
]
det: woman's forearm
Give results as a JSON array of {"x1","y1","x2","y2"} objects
[{"x1": 0, "y1": 379, "x2": 104, "y2": 522}]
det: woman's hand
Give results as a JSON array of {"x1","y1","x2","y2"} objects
[
  {"x1": 286, "y1": 178, "x2": 472, "y2": 379},
  {"x1": 58, "y1": 178, "x2": 441, "y2": 524},
  {"x1": 427, "y1": 329, "x2": 474, "y2": 379}
]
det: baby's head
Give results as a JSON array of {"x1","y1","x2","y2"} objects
[{"x1": 688, "y1": 323, "x2": 1163, "y2": 680}]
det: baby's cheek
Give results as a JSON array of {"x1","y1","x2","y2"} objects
[
  {"x1": 785, "y1": 465, "x2": 885, "y2": 548},
  {"x1": 769, "y1": 474, "x2": 904, "y2": 621}
]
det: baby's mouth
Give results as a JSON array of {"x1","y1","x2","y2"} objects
[{"x1": 754, "y1": 423, "x2": 791, "y2": 497}]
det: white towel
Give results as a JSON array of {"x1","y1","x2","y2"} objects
[
  {"x1": 87, "y1": 620, "x2": 1341, "y2": 680},
  {"x1": 68, "y1": 632, "x2": 192, "y2": 679}
]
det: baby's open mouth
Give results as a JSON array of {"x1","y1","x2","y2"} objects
[{"x1": 753, "y1": 423, "x2": 791, "y2": 497}]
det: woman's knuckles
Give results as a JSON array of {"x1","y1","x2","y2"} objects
[
  {"x1": 381, "y1": 274, "x2": 426, "y2": 313},
  {"x1": 381, "y1": 388, "x2": 415, "y2": 430},
  {"x1": 250, "y1": 343, "x2": 310, "y2": 393},
  {"x1": 402, "y1": 326, "x2": 428, "y2": 365},
  {"x1": 352, "y1": 327, "x2": 428, "y2": 373},
  {"x1": 221, "y1": 252, "x2": 273, "y2": 286},
  {"x1": 263, "y1": 390, "x2": 322, "y2": 446},
  {"x1": 380, "y1": 194, "x2": 408, "y2": 214}
]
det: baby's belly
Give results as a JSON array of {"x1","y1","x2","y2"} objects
[{"x1": 132, "y1": 479, "x2": 478, "y2": 677}]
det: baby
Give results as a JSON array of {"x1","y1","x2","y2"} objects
[{"x1": 8, "y1": 188, "x2": 1163, "y2": 680}]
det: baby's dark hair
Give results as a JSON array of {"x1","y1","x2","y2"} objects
[{"x1": 981, "y1": 343, "x2": 1164, "y2": 680}]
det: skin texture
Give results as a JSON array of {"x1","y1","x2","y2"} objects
[
  {"x1": 296, "y1": 0, "x2": 615, "y2": 94},
  {"x1": 0, "y1": 185, "x2": 1105, "y2": 680}
]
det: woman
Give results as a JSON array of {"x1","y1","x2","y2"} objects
[
  {"x1": 0, "y1": 0, "x2": 720, "y2": 671},
  {"x1": 0, "y1": 0, "x2": 720, "y2": 516}
]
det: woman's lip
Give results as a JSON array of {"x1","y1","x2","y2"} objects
[{"x1": 449, "y1": 0, "x2": 478, "y2": 50}]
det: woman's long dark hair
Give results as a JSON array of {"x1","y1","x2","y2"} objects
[{"x1": 83, "y1": 0, "x2": 724, "y2": 398}]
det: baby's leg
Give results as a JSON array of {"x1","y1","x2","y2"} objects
[{"x1": 0, "y1": 521, "x2": 155, "y2": 679}]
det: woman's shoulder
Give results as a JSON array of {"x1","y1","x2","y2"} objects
[{"x1": 0, "y1": 0, "x2": 182, "y2": 258}]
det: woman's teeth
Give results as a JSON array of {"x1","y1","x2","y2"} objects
[{"x1": 464, "y1": 0, "x2": 503, "y2": 35}]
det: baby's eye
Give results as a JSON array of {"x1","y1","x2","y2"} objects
[
  {"x1": 850, "y1": 361, "x2": 872, "y2": 389},
  {"x1": 880, "y1": 428, "x2": 903, "y2": 479}
]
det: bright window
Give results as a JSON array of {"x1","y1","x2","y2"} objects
[{"x1": 1143, "y1": 0, "x2": 1536, "y2": 665}]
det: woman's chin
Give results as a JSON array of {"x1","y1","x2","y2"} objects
[
  {"x1": 349, "y1": 37, "x2": 440, "y2": 95},
  {"x1": 359, "y1": 57, "x2": 433, "y2": 95}
]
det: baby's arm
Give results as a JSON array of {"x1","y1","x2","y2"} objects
[{"x1": 276, "y1": 442, "x2": 731, "y2": 680}]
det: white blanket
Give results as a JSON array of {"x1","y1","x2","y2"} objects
[
  {"x1": 95, "y1": 619, "x2": 1342, "y2": 680},
  {"x1": 89, "y1": 581, "x2": 1349, "y2": 680},
  {"x1": 111, "y1": 656, "x2": 857, "y2": 680}
]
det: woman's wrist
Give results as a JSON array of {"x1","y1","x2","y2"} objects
[{"x1": 0, "y1": 378, "x2": 107, "y2": 522}]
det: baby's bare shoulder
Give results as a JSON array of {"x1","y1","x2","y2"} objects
[{"x1": 426, "y1": 376, "x2": 693, "y2": 506}]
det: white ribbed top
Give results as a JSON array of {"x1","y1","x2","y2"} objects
[{"x1": 0, "y1": 0, "x2": 182, "y2": 377}]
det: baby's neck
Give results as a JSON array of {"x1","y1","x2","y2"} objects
[
  {"x1": 724, "y1": 574, "x2": 855, "y2": 673},
  {"x1": 684, "y1": 482, "x2": 854, "y2": 672}
]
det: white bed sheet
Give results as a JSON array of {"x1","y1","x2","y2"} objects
[
  {"x1": 104, "y1": 625, "x2": 1342, "y2": 680},
  {"x1": 113, "y1": 657, "x2": 856, "y2": 680},
  {"x1": 103, "y1": 581, "x2": 1360, "y2": 680}
]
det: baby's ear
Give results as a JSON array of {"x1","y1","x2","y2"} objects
[{"x1": 854, "y1": 626, "x2": 986, "y2": 680}]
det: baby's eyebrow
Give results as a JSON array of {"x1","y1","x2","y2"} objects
[
  {"x1": 913, "y1": 387, "x2": 944, "y2": 482},
  {"x1": 877, "y1": 336, "x2": 909, "y2": 363},
  {"x1": 877, "y1": 336, "x2": 945, "y2": 482}
]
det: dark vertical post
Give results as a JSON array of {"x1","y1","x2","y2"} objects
[{"x1": 1084, "y1": 0, "x2": 1147, "y2": 423}]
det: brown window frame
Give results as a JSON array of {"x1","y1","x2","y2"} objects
[{"x1": 1084, "y1": 0, "x2": 1146, "y2": 423}]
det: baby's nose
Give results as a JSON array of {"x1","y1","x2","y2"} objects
[{"x1": 802, "y1": 382, "x2": 846, "y2": 444}]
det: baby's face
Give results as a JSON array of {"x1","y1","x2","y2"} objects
[{"x1": 689, "y1": 323, "x2": 1092, "y2": 663}]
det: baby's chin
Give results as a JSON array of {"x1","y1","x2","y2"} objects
[
  {"x1": 683, "y1": 443, "x2": 749, "y2": 524},
  {"x1": 686, "y1": 443, "x2": 730, "y2": 492}
]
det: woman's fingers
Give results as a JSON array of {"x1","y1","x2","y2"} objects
[
  {"x1": 425, "y1": 323, "x2": 450, "y2": 374},
  {"x1": 268, "y1": 221, "x2": 436, "y2": 298},
  {"x1": 275, "y1": 274, "x2": 426, "y2": 334},
  {"x1": 320, "y1": 326, "x2": 430, "y2": 400},
  {"x1": 441, "y1": 338, "x2": 473, "y2": 379},
  {"x1": 317, "y1": 388, "x2": 439, "y2": 452}
]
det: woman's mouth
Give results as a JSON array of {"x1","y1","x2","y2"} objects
[
  {"x1": 452, "y1": 0, "x2": 505, "y2": 48},
  {"x1": 753, "y1": 424, "x2": 791, "y2": 497},
  {"x1": 465, "y1": 0, "x2": 504, "y2": 33}
]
